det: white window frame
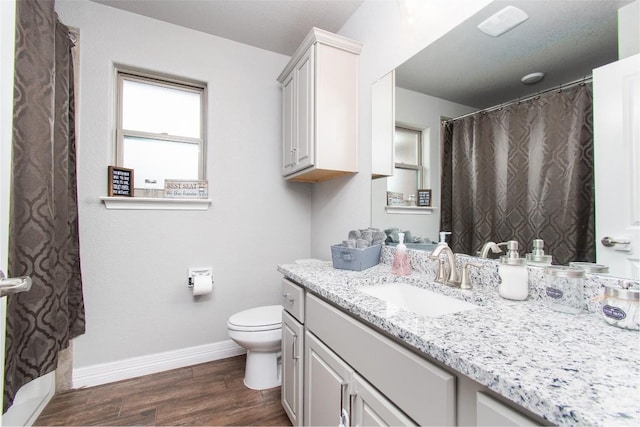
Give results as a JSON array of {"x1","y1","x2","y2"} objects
[
  {"x1": 393, "y1": 125, "x2": 424, "y2": 188},
  {"x1": 115, "y1": 68, "x2": 207, "y2": 190},
  {"x1": 384, "y1": 125, "x2": 435, "y2": 214}
]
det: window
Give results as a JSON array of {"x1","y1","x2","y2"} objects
[
  {"x1": 387, "y1": 126, "x2": 428, "y2": 202},
  {"x1": 116, "y1": 69, "x2": 206, "y2": 194}
]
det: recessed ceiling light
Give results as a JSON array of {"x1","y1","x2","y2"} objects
[
  {"x1": 477, "y1": 6, "x2": 529, "y2": 37},
  {"x1": 521, "y1": 72, "x2": 545, "y2": 85}
]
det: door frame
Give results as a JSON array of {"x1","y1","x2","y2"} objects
[{"x1": 1, "y1": 0, "x2": 17, "y2": 421}]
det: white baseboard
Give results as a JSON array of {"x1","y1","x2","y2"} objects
[{"x1": 72, "y1": 340, "x2": 245, "y2": 389}]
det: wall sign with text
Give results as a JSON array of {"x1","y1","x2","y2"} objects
[
  {"x1": 417, "y1": 189, "x2": 432, "y2": 207},
  {"x1": 164, "y1": 180, "x2": 209, "y2": 199},
  {"x1": 108, "y1": 166, "x2": 133, "y2": 197}
]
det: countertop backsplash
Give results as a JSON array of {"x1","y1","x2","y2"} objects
[{"x1": 382, "y1": 245, "x2": 639, "y2": 315}]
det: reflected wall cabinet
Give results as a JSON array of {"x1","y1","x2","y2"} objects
[
  {"x1": 371, "y1": 70, "x2": 395, "y2": 178},
  {"x1": 277, "y1": 28, "x2": 362, "y2": 183}
]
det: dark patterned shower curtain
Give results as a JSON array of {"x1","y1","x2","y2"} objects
[
  {"x1": 5, "y1": 0, "x2": 85, "y2": 411},
  {"x1": 441, "y1": 84, "x2": 595, "y2": 265}
]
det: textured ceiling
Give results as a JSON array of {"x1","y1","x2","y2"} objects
[
  {"x1": 395, "y1": 0, "x2": 634, "y2": 109},
  {"x1": 90, "y1": 0, "x2": 363, "y2": 56}
]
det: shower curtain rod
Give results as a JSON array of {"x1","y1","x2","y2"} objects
[{"x1": 442, "y1": 75, "x2": 593, "y2": 124}]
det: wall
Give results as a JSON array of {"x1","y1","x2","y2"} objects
[
  {"x1": 55, "y1": 0, "x2": 311, "y2": 371},
  {"x1": 310, "y1": 0, "x2": 493, "y2": 259},
  {"x1": 619, "y1": 0, "x2": 639, "y2": 59},
  {"x1": 371, "y1": 87, "x2": 475, "y2": 240}
]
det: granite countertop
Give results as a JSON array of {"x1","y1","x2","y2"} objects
[{"x1": 277, "y1": 253, "x2": 640, "y2": 426}]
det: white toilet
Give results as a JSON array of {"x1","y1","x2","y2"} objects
[{"x1": 227, "y1": 305, "x2": 282, "y2": 390}]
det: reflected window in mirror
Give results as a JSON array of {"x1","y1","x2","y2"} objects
[{"x1": 387, "y1": 126, "x2": 429, "y2": 204}]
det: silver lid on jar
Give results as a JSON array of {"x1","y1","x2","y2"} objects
[
  {"x1": 544, "y1": 265, "x2": 585, "y2": 278},
  {"x1": 500, "y1": 240, "x2": 526, "y2": 265},
  {"x1": 604, "y1": 282, "x2": 640, "y2": 301},
  {"x1": 500, "y1": 255, "x2": 526, "y2": 266},
  {"x1": 569, "y1": 262, "x2": 609, "y2": 274},
  {"x1": 526, "y1": 253, "x2": 553, "y2": 264}
]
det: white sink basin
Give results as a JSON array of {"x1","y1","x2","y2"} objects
[{"x1": 359, "y1": 283, "x2": 479, "y2": 317}]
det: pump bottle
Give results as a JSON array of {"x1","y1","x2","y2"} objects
[
  {"x1": 391, "y1": 232, "x2": 411, "y2": 276},
  {"x1": 498, "y1": 240, "x2": 528, "y2": 300},
  {"x1": 438, "y1": 231, "x2": 451, "y2": 246},
  {"x1": 525, "y1": 239, "x2": 553, "y2": 266}
]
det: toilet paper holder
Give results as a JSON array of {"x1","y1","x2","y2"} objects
[{"x1": 188, "y1": 267, "x2": 213, "y2": 288}]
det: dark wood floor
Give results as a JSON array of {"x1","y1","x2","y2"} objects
[{"x1": 34, "y1": 355, "x2": 292, "y2": 426}]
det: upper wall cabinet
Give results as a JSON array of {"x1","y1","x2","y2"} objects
[{"x1": 278, "y1": 28, "x2": 362, "y2": 183}]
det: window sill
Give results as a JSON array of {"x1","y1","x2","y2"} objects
[
  {"x1": 100, "y1": 196, "x2": 212, "y2": 211},
  {"x1": 385, "y1": 205, "x2": 437, "y2": 215}
]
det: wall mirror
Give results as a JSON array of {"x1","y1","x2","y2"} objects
[{"x1": 371, "y1": 0, "x2": 637, "y2": 278}]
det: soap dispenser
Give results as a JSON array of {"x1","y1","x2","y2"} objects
[
  {"x1": 438, "y1": 231, "x2": 451, "y2": 246},
  {"x1": 392, "y1": 232, "x2": 411, "y2": 276},
  {"x1": 498, "y1": 240, "x2": 528, "y2": 300},
  {"x1": 525, "y1": 239, "x2": 552, "y2": 266}
]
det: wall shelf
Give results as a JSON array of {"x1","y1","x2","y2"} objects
[
  {"x1": 100, "y1": 197, "x2": 212, "y2": 211},
  {"x1": 385, "y1": 206, "x2": 437, "y2": 215}
]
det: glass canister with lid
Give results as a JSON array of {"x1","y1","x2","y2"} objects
[
  {"x1": 569, "y1": 262, "x2": 609, "y2": 274},
  {"x1": 543, "y1": 266, "x2": 585, "y2": 314},
  {"x1": 600, "y1": 282, "x2": 639, "y2": 330}
]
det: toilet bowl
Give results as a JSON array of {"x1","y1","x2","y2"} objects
[{"x1": 227, "y1": 305, "x2": 282, "y2": 390}]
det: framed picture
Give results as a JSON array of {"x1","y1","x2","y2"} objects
[
  {"x1": 386, "y1": 191, "x2": 404, "y2": 206},
  {"x1": 108, "y1": 166, "x2": 134, "y2": 197},
  {"x1": 417, "y1": 189, "x2": 432, "y2": 207}
]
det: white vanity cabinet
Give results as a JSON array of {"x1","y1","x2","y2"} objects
[
  {"x1": 281, "y1": 276, "x2": 543, "y2": 426},
  {"x1": 277, "y1": 27, "x2": 362, "y2": 183},
  {"x1": 281, "y1": 279, "x2": 305, "y2": 426},
  {"x1": 305, "y1": 331, "x2": 415, "y2": 427},
  {"x1": 306, "y1": 293, "x2": 455, "y2": 426}
]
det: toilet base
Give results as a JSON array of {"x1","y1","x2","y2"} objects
[{"x1": 243, "y1": 350, "x2": 281, "y2": 390}]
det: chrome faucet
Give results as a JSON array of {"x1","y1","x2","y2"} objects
[
  {"x1": 479, "y1": 241, "x2": 505, "y2": 258},
  {"x1": 430, "y1": 243, "x2": 461, "y2": 286}
]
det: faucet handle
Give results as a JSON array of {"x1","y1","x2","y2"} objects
[
  {"x1": 460, "y1": 262, "x2": 482, "y2": 290},
  {"x1": 434, "y1": 259, "x2": 446, "y2": 284}
]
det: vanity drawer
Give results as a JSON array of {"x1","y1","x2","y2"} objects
[
  {"x1": 306, "y1": 293, "x2": 455, "y2": 426},
  {"x1": 282, "y1": 278, "x2": 305, "y2": 323}
]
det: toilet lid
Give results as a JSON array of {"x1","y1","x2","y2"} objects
[{"x1": 228, "y1": 305, "x2": 282, "y2": 332}]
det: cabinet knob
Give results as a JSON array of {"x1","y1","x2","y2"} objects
[{"x1": 282, "y1": 293, "x2": 294, "y2": 305}]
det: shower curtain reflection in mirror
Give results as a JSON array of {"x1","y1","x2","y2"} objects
[{"x1": 441, "y1": 84, "x2": 595, "y2": 265}]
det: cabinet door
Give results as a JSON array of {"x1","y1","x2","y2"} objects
[
  {"x1": 281, "y1": 73, "x2": 295, "y2": 175},
  {"x1": 304, "y1": 331, "x2": 352, "y2": 427},
  {"x1": 293, "y1": 45, "x2": 314, "y2": 172},
  {"x1": 371, "y1": 70, "x2": 395, "y2": 178},
  {"x1": 281, "y1": 311, "x2": 304, "y2": 426},
  {"x1": 351, "y1": 373, "x2": 417, "y2": 427},
  {"x1": 306, "y1": 293, "x2": 456, "y2": 426},
  {"x1": 476, "y1": 393, "x2": 538, "y2": 426}
]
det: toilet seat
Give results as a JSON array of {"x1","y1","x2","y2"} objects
[{"x1": 227, "y1": 305, "x2": 282, "y2": 332}]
